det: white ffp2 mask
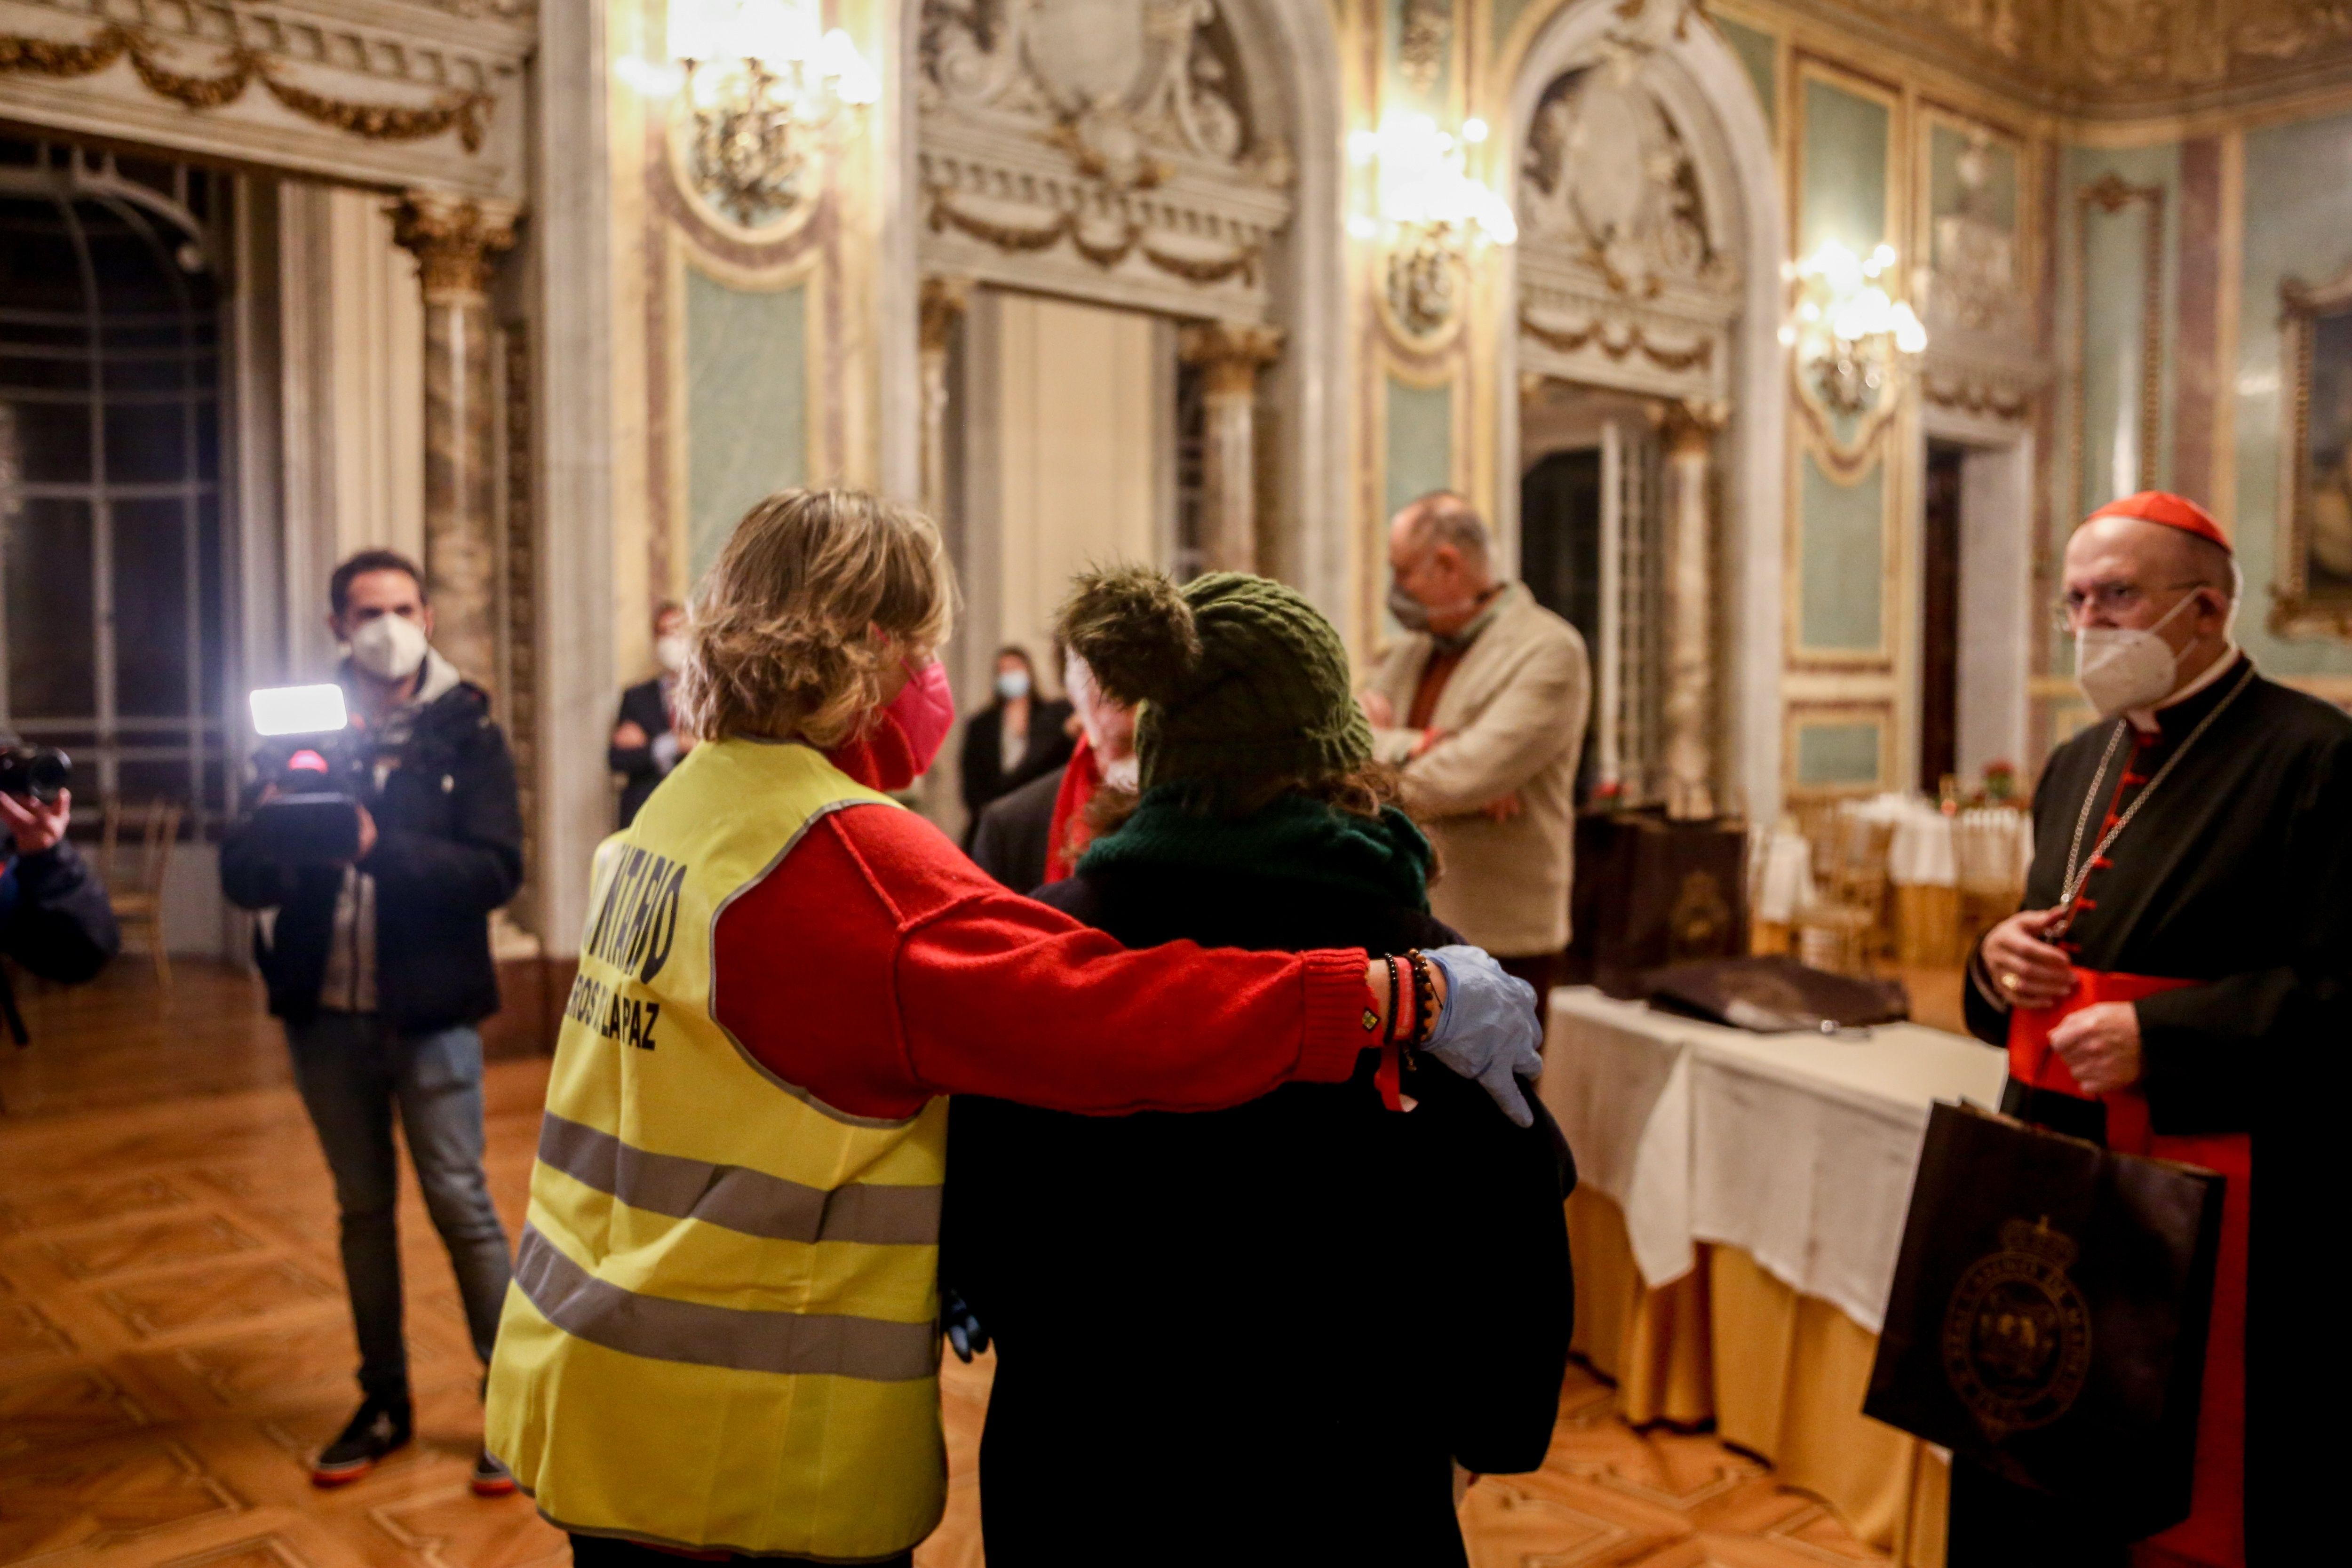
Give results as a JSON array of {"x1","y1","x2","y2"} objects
[
  {"x1": 348, "y1": 614, "x2": 429, "y2": 683},
  {"x1": 2074, "y1": 591, "x2": 2197, "y2": 717}
]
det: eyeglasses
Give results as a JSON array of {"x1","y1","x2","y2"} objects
[{"x1": 2050, "y1": 580, "x2": 2208, "y2": 633}]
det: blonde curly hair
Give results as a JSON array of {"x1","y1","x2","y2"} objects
[{"x1": 674, "y1": 488, "x2": 956, "y2": 747}]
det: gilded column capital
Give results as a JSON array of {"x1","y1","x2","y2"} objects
[
  {"x1": 1654, "y1": 397, "x2": 1731, "y2": 458},
  {"x1": 1178, "y1": 321, "x2": 1285, "y2": 397},
  {"x1": 920, "y1": 277, "x2": 973, "y2": 354},
  {"x1": 393, "y1": 191, "x2": 521, "y2": 301}
]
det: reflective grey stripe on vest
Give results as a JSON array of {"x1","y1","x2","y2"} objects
[
  {"x1": 536, "y1": 1113, "x2": 941, "y2": 1246},
  {"x1": 514, "y1": 1226, "x2": 939, "y2": 1382}
]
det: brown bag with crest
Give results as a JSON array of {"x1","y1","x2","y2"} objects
[{"x1": 1864, "y1": 1101, "x2": 2224, "y2": 1537}]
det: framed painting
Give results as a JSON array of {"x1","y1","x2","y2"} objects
[{"x1": 2278, "y1": 266, "x2": 2352, "y2": 639}]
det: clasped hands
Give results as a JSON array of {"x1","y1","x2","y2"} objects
[
  {"x1": 1354, "y1": 692, "x2": 1520, "y2": 822},
  {"x1": 1982, "y1": 907, "x2": 2143, "y2": 1096}
]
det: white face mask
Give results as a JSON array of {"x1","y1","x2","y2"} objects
[
  {"x1": 996, "y1": 669, "x2": 1032, "y2": 702},
  {"x1": 2074, "y1": 590, "x2": 2198, "y2": 717},
  {"x1": 347, "y1": 613, "x2": 429, "y2": 683},
  {"x1": 654, "y1": 633, "x2": 689, "y2": 675}
]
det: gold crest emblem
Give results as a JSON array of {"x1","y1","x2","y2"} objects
[{"x1": 1939, "y1": 1217, "x2": 2093, "y2": 1439}]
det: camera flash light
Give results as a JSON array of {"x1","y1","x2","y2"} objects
[{"x1": 250, "y1": 684, "x2": 350, "y2": 737}]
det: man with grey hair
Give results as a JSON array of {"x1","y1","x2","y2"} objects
[
  {"x1": 1362, "y1": 491, "x2": 1590, "y2": 1003},
  {"x1": 1955, "y1": 491, "x2": 2351, "y2": 1567}
]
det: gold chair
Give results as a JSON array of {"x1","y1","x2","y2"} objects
[
  {"x1": 1793, "y1": 808, "x2": 1897, "y2": 977},
  {"x1": 100, "y1": 797, "x2": 183, "y2": 989}
]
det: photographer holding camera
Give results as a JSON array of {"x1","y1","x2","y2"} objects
[
  {"x1": 220, "y1": 550, "x2": 523, "y2": 1496},
  {"x1": 0, "y1": 745, "x2": 119, "y2": 1040}
]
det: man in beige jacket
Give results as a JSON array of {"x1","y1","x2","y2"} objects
[{"x1": 1363, "y1": 492, "x2": 1590, "y2": 999}]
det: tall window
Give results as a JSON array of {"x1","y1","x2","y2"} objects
[{"x1": 0, "y1": 140, "x2": 227, "y2": 832}]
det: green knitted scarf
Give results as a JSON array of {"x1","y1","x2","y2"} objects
[{"x1": 1078, "y1": 783, "x2": 1433, "y2": 913}]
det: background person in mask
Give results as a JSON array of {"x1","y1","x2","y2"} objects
[
  {"x1": 956, "y1": 644, "x2": 1073, "y2": 840},
  {"x1": 1361, "y1": 491, "x2": 1589, "y2": 1003},
  {"x1": 219, "y1": 548, "x2": 524, "y2": 1497},
  {"x1": 1959, "y1": 492, "x2": 2352, "y2": 1568},
  {"x1": 611, "y1": 600, "x2": 693, "y2": 828},
  {"x1": 967, "y1": 646, "x2": 1137, "y2": 892}
]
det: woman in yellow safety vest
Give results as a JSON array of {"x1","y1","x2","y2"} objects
[{"x1": 485, "y1": 487, "x2": 1543, "y2": 1566}]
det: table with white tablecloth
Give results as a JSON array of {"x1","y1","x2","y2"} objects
[{"x1": 1539, "y1": 987, "x2": 2009, "y2": 1567}]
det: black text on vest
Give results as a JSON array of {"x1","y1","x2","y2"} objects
[
  {"x1": 583, "y1": 845, "x2": 688, "y2": 984},
  {"x1": 563, "y1": 969, "x2": 663, "y2": 1051}
]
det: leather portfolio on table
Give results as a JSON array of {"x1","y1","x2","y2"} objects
[
  {"x1": 1641, "y1": 954, "x2": 1909, "y2": 1033},
  {"x1": 1865, "y1": 1100, "x2": 2224, "y2": 1536}
]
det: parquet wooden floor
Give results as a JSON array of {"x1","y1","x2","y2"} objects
[{"x1": 1, "y1": 964, "x2": 1898, "y2": 1567}]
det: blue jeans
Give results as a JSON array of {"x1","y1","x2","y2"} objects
[{"x1": 286, "y1": 1013, "x2": 513, "y2": 1402}]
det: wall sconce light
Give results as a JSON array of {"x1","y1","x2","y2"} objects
[
  {"x1": 1784, "y1": 240, "x2": 1927, "y2": 417},
  {"x1": 667, "y1": 0, "x2": 881, "y2": 231},
  {"x1": 1351, "y1": 112, "x2": 1518, "y2": 337}
]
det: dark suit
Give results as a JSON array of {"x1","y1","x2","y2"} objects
[
  {"x1": 609, "y1": 676, "x2": 676, "y2": 829},
  {"x1": 956, "y1": 700, "x2": 1073, "y2": 837},
  {"x1": 967, "y1": 767, "x2": 1063, "y2": 893}
]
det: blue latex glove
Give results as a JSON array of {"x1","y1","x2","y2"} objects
[{"x1": 1421, "y1": 946, "x2": 1543, "y2": 1127}]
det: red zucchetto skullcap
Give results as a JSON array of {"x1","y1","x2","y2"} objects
[{"x1": 2082, "y1": 491, "x2": 2231, "y2": 552}]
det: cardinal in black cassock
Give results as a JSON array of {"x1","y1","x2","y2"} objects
[{"x1": 1962, "y1": 492, "x2": 2352, "y2": 1568}]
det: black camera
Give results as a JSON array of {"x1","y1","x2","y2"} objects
[
  {"x1": 0, "y1": 742, "x2": 71, "y2": 804},
  {"x1": 245, "y1": 685, "x2": 371, "y2": 863}
]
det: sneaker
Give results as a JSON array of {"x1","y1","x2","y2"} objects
[
  {"x1": 311, "y1": 1396, "x2": 413, "y2": 1487},
  {"x1": 470, "y1": 1449, "x2": 517, "y2": 1497}
]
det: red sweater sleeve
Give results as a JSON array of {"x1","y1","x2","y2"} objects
[{"x1": 710, "y1": 803, "x2": 1373, "y2": 1121}]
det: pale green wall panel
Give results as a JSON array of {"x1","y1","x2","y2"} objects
[
  {"x1": 1717, "y1": 16, "x2": 1777, "y2": 135},
  {"x1": 1386, "y1": 379, "x2": 1453, "y2": 520},
  {"x1": 1800, "y1": 79, "x2": 1887, "y2": 261},
  {"x1": 685, "y1": 271, "x2": 807, "y2": 583},
  {"x1": 2237, "y1": 111, "x2": 2352, "y2": 676},
  {"x1": 1798, "y1": 451, "x2": 1884, "y2": 651},
  {"x1": 2060, "y1": 143, "x2": 2178, "y2": 524},
  {"x1": 1796, "y1": 722, "x2": 1883, "y2": 787}
]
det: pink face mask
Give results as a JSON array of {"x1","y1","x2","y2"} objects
[
  {"x1": 837, "y1": 657, "x2": 955, "y2": 792},
  {"x1": 886, "y1": 657, "x2": 956, "y2": 772}
]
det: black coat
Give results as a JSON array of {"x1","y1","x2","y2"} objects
[
  {"x1": 0, "y1": 836, "x2": 120, "y2": 984},
  {"x1": 609, "y1": 675, "x2": 675, "y2": 830},
  {"x1": 943, "y1": 849, "x2": 1575, "y2": 1567},
  {"x1": 966, "y1": 767, "x2": 1062, "y2": 892},
  {"x1": 956, "y1": 700, "x2": 1074, "y2": 827},
  {"x1": 220, "y1": 678, "x2": 524, "y2": 1033}
]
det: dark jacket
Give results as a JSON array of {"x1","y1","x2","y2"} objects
[
  {"x1": 609, "y1": 674, "x2": 675, "y2": 830},
  {"x1": 943, "y1": 797, "x2": 1574, "y2": 1567},
  {"x1": 966, "y1": 766, "x2": 1062, "y2": 892},
  {"x1": 0, "y1": 835, "x2": 120, "y2": 984},
  {"x1": 220, "y1": 676, "x2": 523, "y2": 1032},
  {"x1": 956, "y1": 699, "x2": 1074, "y2": 828}
]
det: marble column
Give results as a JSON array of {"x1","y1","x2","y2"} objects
[
  {"x1": 1177, "y1": 322, "x2": 1284, "y2": 574},
  {"x1": 392, "y1": 191, "x2": 519, "y2": 689},
  {"x1": 1656, "y1": 399, "x2": 1728, "y2": 821},
  {"x1": 918, "y1": 277, "x2": 971, "y2": 524}
]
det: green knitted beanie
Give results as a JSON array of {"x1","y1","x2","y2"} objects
[{"x1": 1059, "y1": 566, "x2": 1373, "y2": 791}]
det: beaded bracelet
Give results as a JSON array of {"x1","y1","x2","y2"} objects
[{"x1": 1404, "y1": 950, "x2": 1439, "y2": 1049}]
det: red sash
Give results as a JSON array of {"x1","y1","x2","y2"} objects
[{"x1": 2009, "y1": 971, "x2": 2249, "y2": 1568}]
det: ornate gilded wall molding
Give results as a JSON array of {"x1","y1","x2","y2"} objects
[
  {"x1": 1512, "y1": 51, "x2": 1739, "y2": 405},
  {"x1": 1738, "y1": 0, "x2": 2352, "y2": 118},
  {"x1": 2273, "y1": 262, "x2": 2352, "y2": 640},
  {"x1": 916, "y1": 0, "x2": 1293, "y2": 321},
  {"x1": 0, "y1": 0, "x2": 528, "y2": 197}
]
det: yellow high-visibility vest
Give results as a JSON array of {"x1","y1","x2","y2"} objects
[{"x1": 485, "y1": 738, "x2": 947, "y2": 1561}]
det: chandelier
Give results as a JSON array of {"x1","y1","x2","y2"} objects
[
  {"x1": 668, "y1": 0, "x2": 881, "y2": 231},
  {"x1": 1786, "y1": 240, "x2": 1927, "y2": 417},
  {"x1": 1349, "y1": 112, "x2": 1518, "y2": 338}
]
